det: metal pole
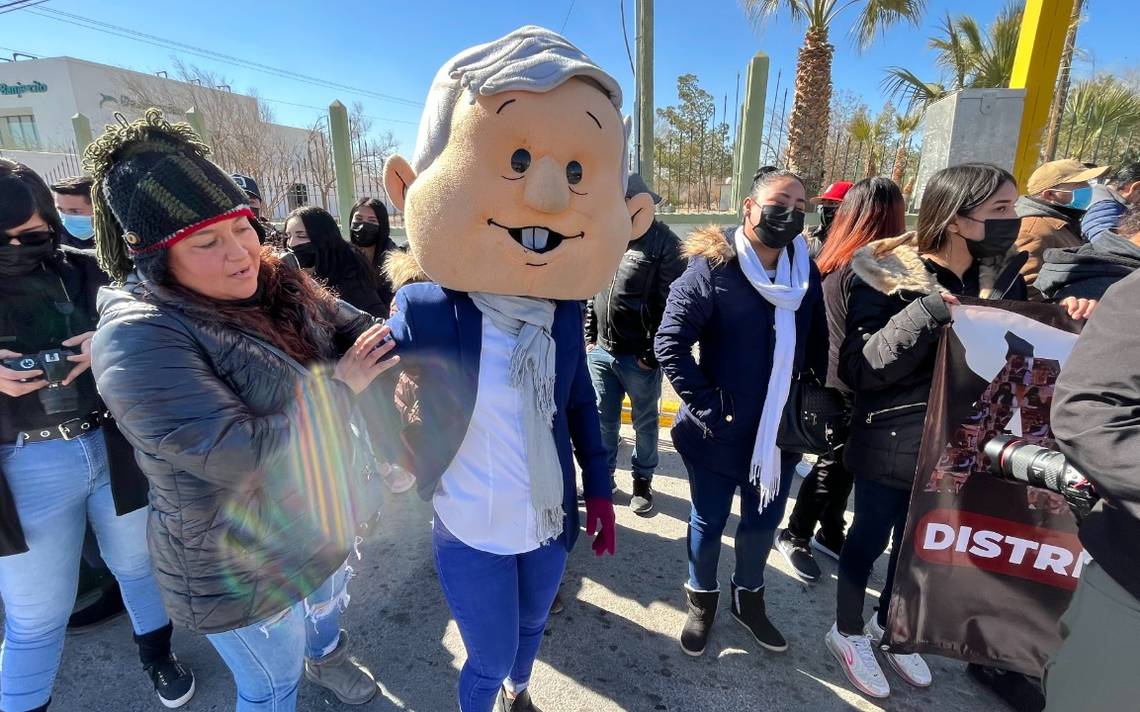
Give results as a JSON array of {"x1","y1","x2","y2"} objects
[
  {"x1": 71, "y1": 113, "x2": 94, "y2": 158},
  {"x1": 636, "y1": 0, "x2": 654, "y2": 184},
  {"x1": 730, "y1": 52, "x2": 770, "y2": 214},
  {"x1": 328, "y1": 100, "x2": 355, "y2": 238},
  {"x1": 184, "y1": 107, "x2": 210, "y2": 149}
]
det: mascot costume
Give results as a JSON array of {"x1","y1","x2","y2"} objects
[{"x1": 381, "y1": 25, "x2": 652, "y2": 712}]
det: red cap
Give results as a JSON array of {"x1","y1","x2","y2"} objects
[{"x1": 812, "y1": 181, "x2": 853, "y2": 204}]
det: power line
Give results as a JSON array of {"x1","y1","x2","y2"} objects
[
  {"x1": 0, "y1": 0, "x2": 49, "y2": 16},
  {"x1": 559, "y1": 0, "x2": 576, "y2": 33},
  {"x1": 24, "y1": 7, "x2": 424, "y2": 110}
]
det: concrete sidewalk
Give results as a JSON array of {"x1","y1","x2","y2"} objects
[{"x1": 29, "y1": 426, "x2": 1011, "y2": 712}]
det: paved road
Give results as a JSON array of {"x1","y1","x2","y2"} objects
[{"x1": 23, "y1": 426, "x2": 1010, "y2": 712}]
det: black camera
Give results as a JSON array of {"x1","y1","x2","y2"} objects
[
  {"x1": 985, "y1": 435, "x2": 1099, "y2": 522},
  {"x1": 2, "y1": 348, "x2": 80, "y2": 415}
]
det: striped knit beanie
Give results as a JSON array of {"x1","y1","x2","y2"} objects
[{"x1": 83, "y1": 109, "x2": 251, "y2": 283}]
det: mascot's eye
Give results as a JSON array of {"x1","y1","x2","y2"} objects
[
  {"x1": 566, "y1": 160, "x2": 583, "y2": 185},
  {"x1": 511, "y1": 148, "x2": 531, "y2": 173}
]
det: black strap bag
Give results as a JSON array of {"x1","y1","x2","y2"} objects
[{"x1": 777, "y1": 371, "x2": 850, "y2": 455}]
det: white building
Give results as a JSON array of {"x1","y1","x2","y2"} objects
[{"x1": 0, "y1": 56, "x2": 351, "y2": 219}]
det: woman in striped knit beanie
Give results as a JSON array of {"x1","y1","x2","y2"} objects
[{"x1": 86, "y1": 109, "x2": 400, "y2": 710}]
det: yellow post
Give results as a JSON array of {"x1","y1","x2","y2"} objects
[{"x1": 1009, "y1": 0, "x2": 1076, "y2": 189}]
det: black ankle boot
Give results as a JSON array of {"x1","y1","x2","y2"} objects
[
  {"x1": 680, "y1": 584, "x2": 719, "y2": 656},
  {"x1": 730, "y1": 581, "x2": 787, "y2": 652},
  {"x1": 135, "y1": 622, "x2": 196, "y2": 708}
]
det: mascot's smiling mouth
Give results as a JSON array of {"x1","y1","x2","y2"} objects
[{"x1": 487, "y1": 219, "x2": 584, "y2": 255}]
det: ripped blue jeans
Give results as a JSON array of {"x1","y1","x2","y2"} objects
[{"x1": 205, "y1": 562, "x2": 355, "y2": 712}]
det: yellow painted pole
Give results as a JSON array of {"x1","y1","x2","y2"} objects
[{"x1": 1009, "y1": 0, "x2": 1076, "y2": 189}]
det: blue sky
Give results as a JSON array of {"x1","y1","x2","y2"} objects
[{"x1": 2, "y1": 0, "x2": 1134, "y2": 152}]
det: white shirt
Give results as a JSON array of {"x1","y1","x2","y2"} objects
[{"x1": 433, "y1": 316, "x2": 542, "y2": 555}]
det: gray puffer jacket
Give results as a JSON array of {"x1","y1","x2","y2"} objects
[{"x1": 92, "y1": 274, "x2": 378, "y2": 634}]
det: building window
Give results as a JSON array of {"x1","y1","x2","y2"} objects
[
  {"x1": 286, "y1": 183, "x2": 308, "y2": 211},
  {"x1": 1, "y1": 115, "x2": 40, "y2": 150}
]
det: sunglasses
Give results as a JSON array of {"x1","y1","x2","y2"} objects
[{"x1": 4, "y1": 230, "x2": 53, "y2": 246}]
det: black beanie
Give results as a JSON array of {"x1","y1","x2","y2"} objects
[{"x1": 83, "y1": 109, "x2": 251, "y2": 283}]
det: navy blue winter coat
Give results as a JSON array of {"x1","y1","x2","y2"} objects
[{"x1": 655, "y1": 226, "x2": 827, "y2": 482}]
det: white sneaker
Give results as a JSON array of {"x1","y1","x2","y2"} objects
[
  {"x1": 865, "y1": 617, "x2": 932, "y2": 688},
  {"x1": 825, "y1": 623, "x2": 890, "y2": 699}
]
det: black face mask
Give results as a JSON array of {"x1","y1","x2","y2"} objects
[
  {"x1": 966, "y1": 217, "x2": 1022, "y2": 259},
  {"x1": 0, "y1": 240, "x2": 54, "y2": 277},
  {"x1": 350, "y1": 222, "x2": 380, "y2": 248},
  {"x1": 291, "y1": 242, "x2": 318, "y2": 270},
  {"x1": 817, "y1": 205, "x2": 838, "y2": 234},
  {"x1": 749, "y1": 204, "x2": 806, "y2": 250}
]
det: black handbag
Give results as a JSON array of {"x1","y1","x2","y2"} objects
[{"x1": 777, "y1": 371, "x2": 850, "y2": 455}]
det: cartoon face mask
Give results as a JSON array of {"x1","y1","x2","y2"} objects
[{"x1": 384, "y1": 28, "x2": 651, "y2": 300}]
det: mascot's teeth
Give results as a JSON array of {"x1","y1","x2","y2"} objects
[
  {"x1": 522, "y1": 227, "x2": 536, "y2": 250},
  {"x1": 532, "y1": 228, "x2": 549, "y2": 250}
]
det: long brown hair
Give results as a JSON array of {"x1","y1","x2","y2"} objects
[
  {"x1": 160, "y1": 249, "x2": 339, "y2": 364},
  {"x1": 914, "y1": 163, "x2": 1016, "y2": 254},
  {"x1": 815, "y1": 177, "x2": 906, "y2": 275}
]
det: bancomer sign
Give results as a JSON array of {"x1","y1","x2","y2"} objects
[{"x1": 0, "y1": 81, "x2": 48, "y2": 98}]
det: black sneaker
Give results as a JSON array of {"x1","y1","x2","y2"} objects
[
  {"x1": 495, "y1": 686, "x2": 539, "y2": 711},
  {"x1": 776, "y1": 529, "x2": 821, "y2": 582},
  {"x1": 146, "y1": 655, "x2": 195, "y2": 709},
  {"x1": 811, "y1": 530, "x2": 844, "y2": 561},
  {"x1": 730, "y1": 581, "x2": 787, "y2": 652},
  {"x1": 629, "y1": 477, "x2": 654, "y2": 515}
]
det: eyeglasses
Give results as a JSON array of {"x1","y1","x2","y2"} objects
[{"x1": 4, "y1": 230, "x2": 53, "y2": 246}]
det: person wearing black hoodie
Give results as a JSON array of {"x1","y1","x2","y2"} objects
[
  {"x1": 1036, "y1": 205, "x2": 1140, "y2": 302},
  {"x1": 284, "y1": 206, "x2": 388, "y2": 317},
  {"x1": 348, "y1": 197, "x2": 402, "y2": 314}
]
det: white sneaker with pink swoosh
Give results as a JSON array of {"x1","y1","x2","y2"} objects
[{"x1": 826, "y1": 623, "x2": 890, "y2": 699}]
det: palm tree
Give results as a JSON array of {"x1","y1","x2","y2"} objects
[
  {"x1": 882, "y1": 2, "x2": 1022, "y2": 111},
  {"x1": 1058, "y1": 76, "x2": 1140, "y2": 161},
  {"x1": 891, "y1": 111, "x2": 922, "y2": 184},
  {"x1": 742, "y1": 0, "x2": 926, "y2": 190},
  {"x1": 1043, "y1": 0, "x2": 1086, "y2": 161},
  {"x1": 849, "y1": 109, "x2": 877, "y2": 177}
]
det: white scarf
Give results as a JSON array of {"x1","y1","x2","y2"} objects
[
  {"x1": 469, "y1": 293, "x2": 564, "y2": 543},
  {"x1": 732, "y1": 227, "x2": 810, "y2": 510}
]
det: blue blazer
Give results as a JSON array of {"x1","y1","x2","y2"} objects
[{"x1": 385, "y1": 284, "x2": 610, "y2": 551}]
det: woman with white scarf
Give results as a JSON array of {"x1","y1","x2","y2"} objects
[{"x1": 655, "y1": 168, "x2": 828, "y2": 657}]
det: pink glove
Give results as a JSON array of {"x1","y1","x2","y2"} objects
[{"x1": 585, "y1": 497, "x2": 616, "y2": 557}]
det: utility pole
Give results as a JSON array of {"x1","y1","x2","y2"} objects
[{"x1": 636, "y1": 0, "x2": 654, "y2": 184}]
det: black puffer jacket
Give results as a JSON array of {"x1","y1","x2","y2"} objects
[
  {"x1": 586, "y1": 220, "x2": 685, "y2": 367},
  {"x1": 92, "y1": 274, "x2": 377, "y2": 633},
  {"x1": 840, "y1": 233, "x2": 1027, "y2": 490}
]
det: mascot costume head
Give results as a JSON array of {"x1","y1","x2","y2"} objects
[{"x1": 384, "y1": 25, "x2": 653, "y2": 298}]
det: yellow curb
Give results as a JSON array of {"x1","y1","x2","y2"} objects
[{"x1": 620, "y1": 397, "x2": 680, "y2": 427}]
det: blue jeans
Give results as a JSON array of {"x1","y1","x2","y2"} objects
[
  {"x1": 836, "y1": 478, "x2": 910, "y2": 635},
  {"x1": 432, "y1": 519, "x2": 567, "y2": 712},
  {"x1": 587, "y1": 347, "x2": 662, "y2": 481},
  {"x1": 0, "y1": 430, "x2": 170, "y2": 712},
  {"x1": 683, "y1": 453, "x2": 798, "y2": 591},
  {"x1": 206, "y1": 563, "x2": 352, "y2": 712}
]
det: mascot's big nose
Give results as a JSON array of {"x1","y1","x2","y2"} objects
[{"x1": 522, "y1": 155, "x2": 571, "y2": 214}]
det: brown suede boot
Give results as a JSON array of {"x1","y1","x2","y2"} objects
[{"x1": 303, "y1": 630, "x2": 378, "y2": 705}]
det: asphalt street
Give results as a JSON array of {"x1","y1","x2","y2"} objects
[{"x1": 14, "y1": 425, "x2": 1013, "y2": 712}]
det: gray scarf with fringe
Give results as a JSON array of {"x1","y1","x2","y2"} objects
[{"x1": 470, "y1": 293, "x2": 563, "y2": 543}]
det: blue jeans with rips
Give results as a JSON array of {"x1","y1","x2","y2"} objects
[
  {"x1": 205, "y1": 562, "x2": 355, "y2": 712},
  {"x1": 0, "y1": 430, "x2": 171, "y2": 712}
]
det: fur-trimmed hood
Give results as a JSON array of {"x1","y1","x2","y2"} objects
[
  {"x1": 383, "y1": 249, "x2": 430, "y2": 291},
  {"x1": 684, "y1": 225, "x2": 737, "y2": 267},
  {"x1": 850, "y1": 231, "x2": 1019, "y2": 300}
]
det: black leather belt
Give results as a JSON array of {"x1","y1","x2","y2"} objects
[{"x1": 17, "y1": 411, "x2": 107, "y2": 444}]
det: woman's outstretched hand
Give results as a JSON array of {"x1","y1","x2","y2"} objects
[{"x1": 334, "y1": 324, "x2": 399, "y2": 394}]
